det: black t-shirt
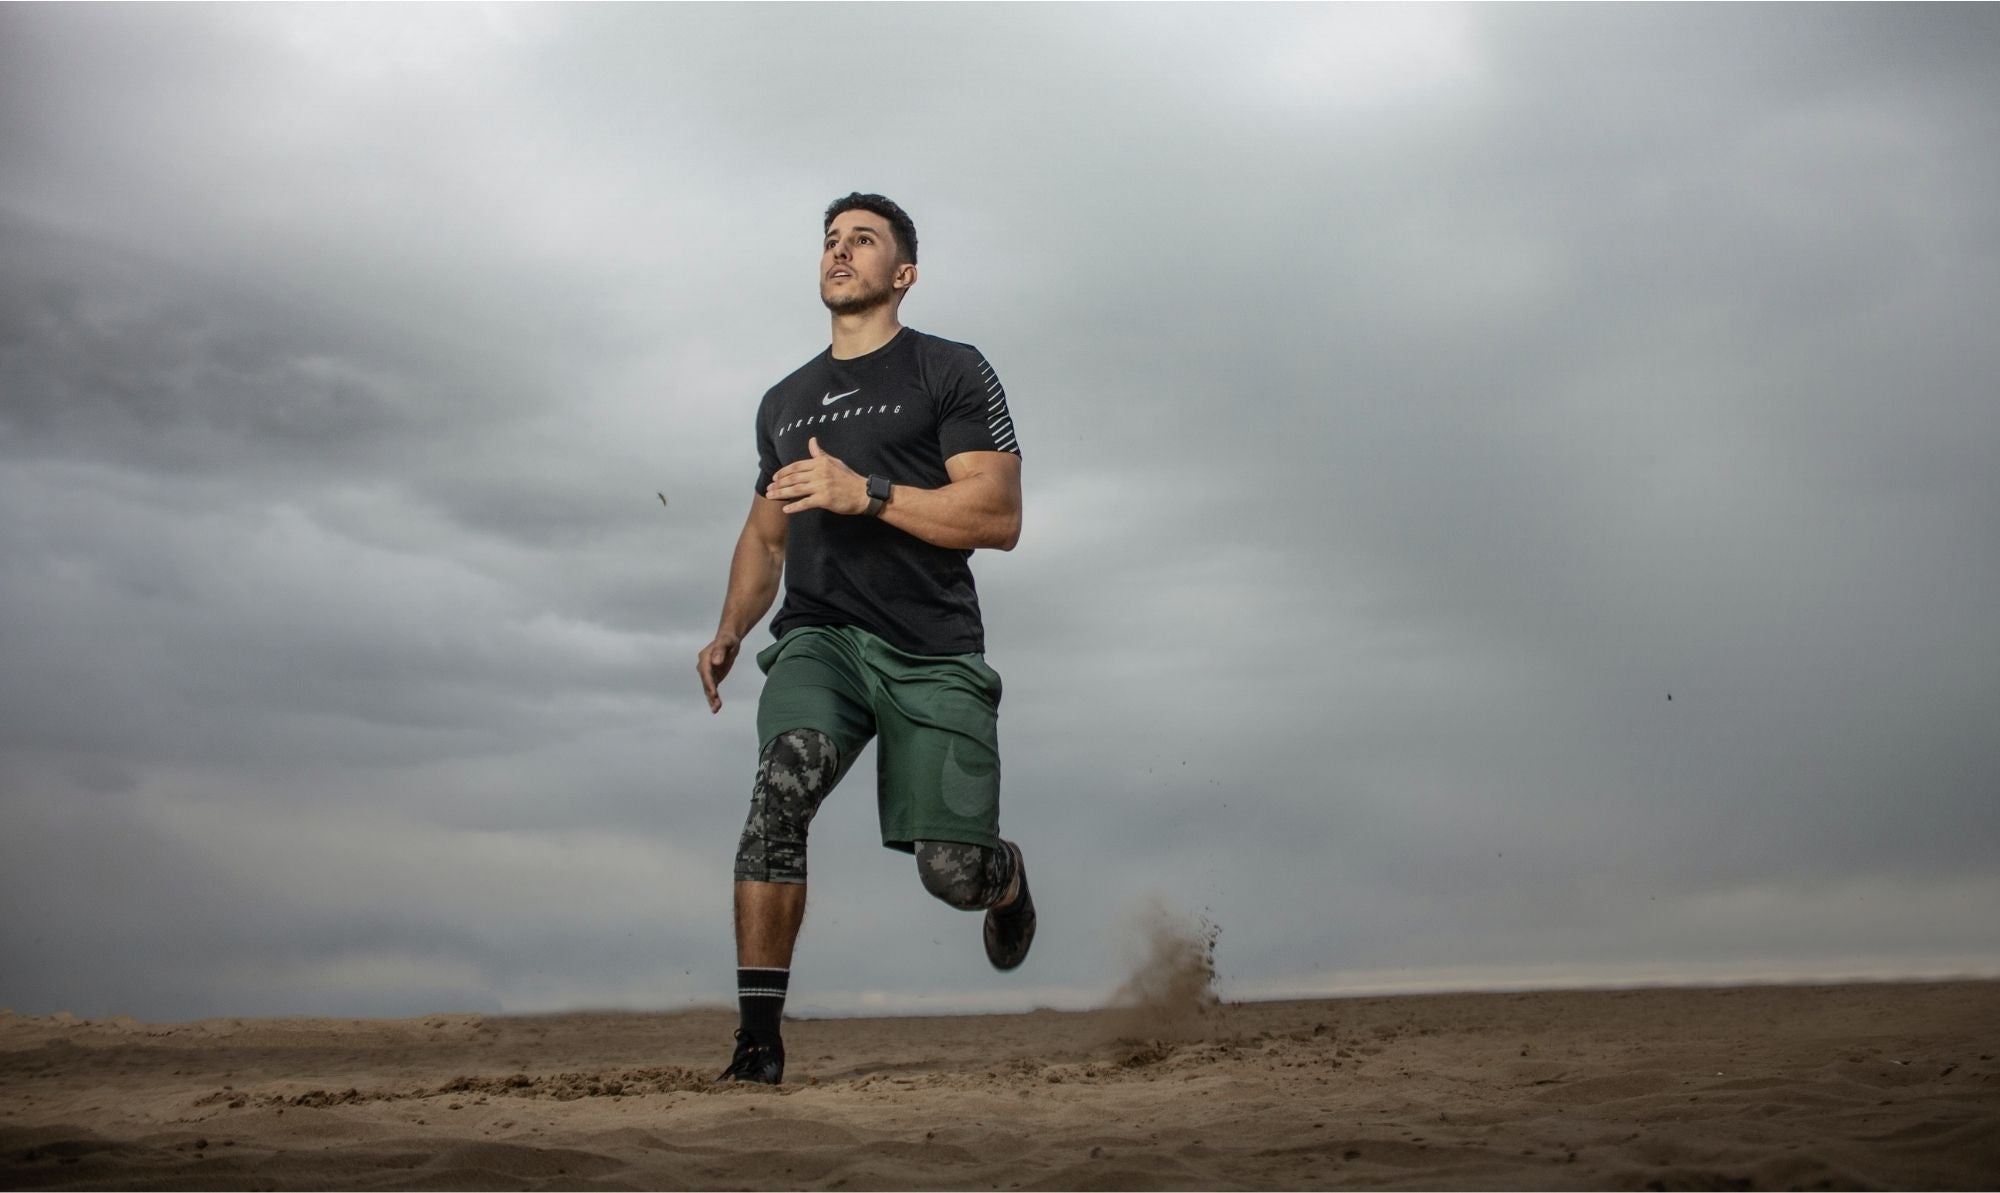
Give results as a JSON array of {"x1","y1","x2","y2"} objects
[{"x1": 755, "y1": 327, "x2": 1020, "y2": 656}]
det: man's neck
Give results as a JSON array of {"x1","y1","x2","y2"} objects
[{"x1": 829, "y1": 306, "x2": 904, "y2": 360}]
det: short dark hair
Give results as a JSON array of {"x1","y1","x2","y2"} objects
[{"x1": 824, "y1": 192, "x2": 918, "y2": 265}]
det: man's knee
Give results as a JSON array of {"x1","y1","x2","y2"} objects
[
  {"x1": 734, "y1": 729, "x2": 838, "y2": 884},
  {"x1": 914, "y1": 840, "x2": 1007, "y2": 911}
]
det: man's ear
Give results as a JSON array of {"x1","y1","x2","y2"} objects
[{"x1": 893, "y1": 262, "x2": 918, "y2": 292}]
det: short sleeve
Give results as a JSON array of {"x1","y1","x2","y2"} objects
[
  {"x1": 754, "y1": 392, "x2": 779, "y2": 496},
  {"x1": 935, "y1": 343, "x2": 1021, "y2": 460}
]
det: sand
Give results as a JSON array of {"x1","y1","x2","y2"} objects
[{"x1": 3, "y1": 981, "x2": 1997, "y2": 1190}]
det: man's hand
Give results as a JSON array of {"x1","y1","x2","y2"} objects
[
  {"x1": 768, "y1": 437, "x2": 868, "y2": 516},
  {"x1": 697, "y1": 630, "x2": 742, "y2": 714}
]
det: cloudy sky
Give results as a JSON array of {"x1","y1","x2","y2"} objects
[{"x1": 3, "y1": 5, "x2": 1996, "y2": 1023}]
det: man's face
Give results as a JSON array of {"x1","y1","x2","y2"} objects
[{"x1": 820, "y1": 209, "x2": 913, "y2": 314}]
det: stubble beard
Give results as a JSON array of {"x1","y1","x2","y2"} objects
[{"x1": 821, "y1": 275, "x2": 895, "y2": 316}]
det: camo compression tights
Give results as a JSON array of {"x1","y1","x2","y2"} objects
[{"x1": 732, "y1": 729, "x2": 1014, "y2": 910}]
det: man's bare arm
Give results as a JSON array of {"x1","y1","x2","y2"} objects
[
  {"x1": 696, "y1": 495, "x2": 788, "y2": 713},
  {"x1": 766, "y1": 438, "x2": 1022, "y2": 552}
]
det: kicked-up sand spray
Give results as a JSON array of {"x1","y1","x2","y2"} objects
[{"x1": 1103, "y1": 896, "x2": 1221, "y2": 1044}]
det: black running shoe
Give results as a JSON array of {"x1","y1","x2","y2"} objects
[
  {"x1": 983, "y1": 840, "x2": 1036, "y2": 971},
  {"x1": 716, "y1": 1029, "x2": 784, "y2": 1085}
]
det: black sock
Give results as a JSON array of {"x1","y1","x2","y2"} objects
[{"x1": 737, "y1": 967, "x2": 789, "y2": 1044}]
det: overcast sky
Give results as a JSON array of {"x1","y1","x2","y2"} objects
[{"x1": 3, "y1": 5, "x2": 1996, "y2": 1023}]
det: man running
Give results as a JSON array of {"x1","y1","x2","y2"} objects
[{"x1": 695, "y1": 193, "x2": 1034, "y2": 1085}]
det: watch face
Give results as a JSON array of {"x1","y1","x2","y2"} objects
[{"x1": 868, "y1": 475, "x2": 892, "y2": 502}]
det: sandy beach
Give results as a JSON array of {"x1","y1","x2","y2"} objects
[{"x1": 3, "y1": 980, "x2": 1996, "y2": 1190}]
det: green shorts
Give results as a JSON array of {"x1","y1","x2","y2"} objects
[{"x1": 755, "y1": 624, "x2": 1004, "y2": 852}]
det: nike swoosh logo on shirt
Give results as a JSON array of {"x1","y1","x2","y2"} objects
[{"x1": 821, "y1": 388, "x2": 860, "y2": 406}]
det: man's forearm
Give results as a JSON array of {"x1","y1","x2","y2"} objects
[
  {"x1": 877, "y1": 479, "x2": 1021, "y2": 552},
  {"x1": 717, "y1": 523, "x2": 784, "y2": 640},
  {"x1": 766, "y1": 439, "x2": 1021, "y2": 552}
]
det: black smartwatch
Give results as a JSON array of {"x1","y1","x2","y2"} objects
[{"x1": 865, "y1": 474, "x2": 892, "y2": 517}]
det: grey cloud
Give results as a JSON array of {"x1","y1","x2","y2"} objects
[{"x1": 2, "y1": 4, "x2": 1996, "y2": 1021}]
